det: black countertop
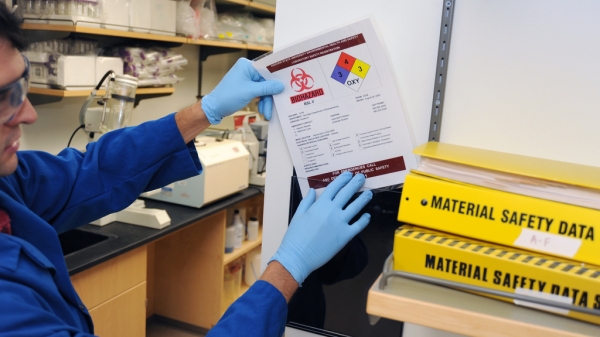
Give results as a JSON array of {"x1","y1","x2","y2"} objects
[{"x1": 64, "y1": 187, "x2": 263, "y2": 275}]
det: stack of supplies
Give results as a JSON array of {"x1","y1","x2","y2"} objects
[
  {"x1": 116, "y1": 47, "x2": 188, "y2": 87},
  {"x1": 394, "y1": 141, "x2": 600, "y2": 323}
]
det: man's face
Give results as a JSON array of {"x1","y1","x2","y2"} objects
[{"x1": 0, "y1": 37, "x2": 37, "y2": 177}]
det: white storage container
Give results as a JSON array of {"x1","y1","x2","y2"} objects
[
  {"x1": 129, "y1": 0, "x2": 151, "y2": 33},
  {"x1": 56, "y1": 55, "x2": 96, "y2": 89},
  {"x1": 24, "y1": 51, "x2": 55, "y2": 85},
  {"x1": 95, "y1": 57, "x2": 124, "y2": 87},
  {"x1": 150, "y1": 0, "x2": 176, "y2": 36},
  {"x1": 102, "y1": 0, "x2": 129, "y2": 31}
]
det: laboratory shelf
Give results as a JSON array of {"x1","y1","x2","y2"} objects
[
  {"x1": 21, "y1": 24, "x2": 274, "y2": 52},
  {"x1": 28, "y1": 86, "x2": 175, "y2": 98},
  {"x1": 21, "y1": 23, "x2": 189, "y2": 44},
  {"x1": 223, "y1": 227, "x2": 262, "y2": 266},
  {"x1": 216, "y1": 0, "x2": 276, "y2": 14},
  {"x1": 366, "y1": 274, "x2": 600, "y2": 337}
]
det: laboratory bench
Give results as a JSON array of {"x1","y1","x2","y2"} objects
[{"x1": 63, "y1": 187, "x2": 265, "y2": 337}]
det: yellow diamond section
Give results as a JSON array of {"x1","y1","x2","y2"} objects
[{"x1": 350, "y1": 59, "x2": 370, "y2": 78}]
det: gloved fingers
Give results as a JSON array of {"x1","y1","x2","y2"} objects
[
  {"x1": 346, "y1": 213, "x2": 371, "y2": 238},
  {"x1": 320, "y1": 171, "x2": 353, "y2": 201},
  {"x1": 259, "y1": 96, "x2": 274, "y2": 120},
  {"x1": 341, "y1": 190, "x2": 373, "y2": 222},
  {"x1": 293, "y1": 188, "x2": 316, "y2": 219},
  {"x1": 332, "y1": 173, "x2": 366, "y2": 207},
  {"x1": 258, "y1": 98, "x2": 266, "y2": 118},
  {"x1": 249, "y1": 80, "x2": 285, "y2": 98},
  {"x1": 236, "y1": 58, "x2": 263, "y2": 82}
]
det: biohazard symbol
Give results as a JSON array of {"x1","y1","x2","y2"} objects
[{"x1": 290, "y1": 68, "x2": 314, "y2": 92}]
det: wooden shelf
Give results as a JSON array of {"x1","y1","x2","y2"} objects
[
  {"x1": 217, "y1": 0, "x2": 276, "y2": 14},
  {"x1": 223, "y1": 227, "x2": 262, "y2": 266},
  {"x1": 21, "y1": 23, "x2": 189, "y2": 43},
  {"x1": 28, "y1": 86, "x2": 175, "y2": 98},
  {"x1": 22, "y1": 24, "x2": 274, "y2": 52},
  {"x1": 367, "y1": 275, "x2": 600, "y2": 337}
]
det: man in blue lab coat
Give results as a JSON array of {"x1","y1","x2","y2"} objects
[{"x1": 0, "y1": 3, "x2": 372, "y2": 336}]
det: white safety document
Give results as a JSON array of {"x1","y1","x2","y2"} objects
[{"x1": 253, "y1": 17, "x2": 417, "y2": 196}]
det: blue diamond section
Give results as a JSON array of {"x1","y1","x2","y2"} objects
[{"x1": 331, "y1": 65, "x2": 350, "y2": 84}]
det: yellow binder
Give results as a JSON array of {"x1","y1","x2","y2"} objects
[
  {"x1": 397, "y1": 172, "x2": 600, "y2": 265},
  {"x1": 414, "y1": 142, "x2": 600, "y2": 190},
  {"x1": 393, "y1": 225, "x2": 600, "y2": 325}
]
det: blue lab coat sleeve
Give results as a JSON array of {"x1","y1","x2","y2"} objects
[
  {"x1": 7, "y1": 113, "x2": 202, "y2": 233},
  {"x1": 207, "y1": 280, "x2": 288, "y2": 337},
  {"x1": 0, "y1": 234, "x2": 96, "y2": 337}
]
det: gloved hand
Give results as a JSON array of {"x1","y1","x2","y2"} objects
[
  {"x1": 270, "y1": 172, "x2": 373, "y2": 285},
  {"x1": 201, "y1": 58, "x2": 284, "y2": 124}
]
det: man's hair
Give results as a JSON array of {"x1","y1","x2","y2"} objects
[{"x1": 0, "y1": 2, "x2": 28, "y2": 51}]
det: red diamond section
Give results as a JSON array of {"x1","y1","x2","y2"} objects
[{"x1": 337, "y1": 52, "x2": 356, "y2": 72}]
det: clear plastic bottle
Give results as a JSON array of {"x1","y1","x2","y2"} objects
[
  {"x1": 101, "y1": 75, "x2": 138, "y2": 133},
  {"x1": 56, "y1": 0, "x2": 66, "y2": 15},
  {"x1": 232, "y1": 209, "x2": 245, "y2": 249},
  {"x1": 224, "y1": 224, "x2": 235, "y2": 253}
]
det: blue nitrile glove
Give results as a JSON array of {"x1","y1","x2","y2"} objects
[
  {"x1": 270, "y1": 172, "x2": 373, "y2": 285},
  {"x1": 201, "y1": 58, "x2": 284, "y2": 124}
]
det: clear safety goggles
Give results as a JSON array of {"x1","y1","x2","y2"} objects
[{"x1": 0, "y1": 55, "x2": 30, "y2": 125}]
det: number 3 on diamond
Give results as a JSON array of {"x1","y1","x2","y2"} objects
[
  {"x1": 338, "y1": 72, "x2": 342, "y2": 77},
  {"x1": 358, "y1": 66, "x2": 363, "y2": 72}
]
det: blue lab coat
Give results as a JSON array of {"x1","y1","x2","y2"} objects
[
  {"x1": 207, "y1": 280, "x2": 288, "y2": 337},
  {"x1": 0, "y1": 114, "x2": 202, "y2": 336}
]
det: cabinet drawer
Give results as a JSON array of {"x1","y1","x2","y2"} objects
[
  {"x1": 71, "y1": 246, "x2": 147, "y2": 309},
  {"x1": 89, "y1": 281, "x2": 147, "y2": 337}
]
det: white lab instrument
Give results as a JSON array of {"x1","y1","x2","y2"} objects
[
  {"x1": 80, "y1": 73, "x2": 138, "y2": 139},
  {"x1": 79, "y1": 72, "x2": 171, "y2": 228},
  {"x1": 91, "y1": 199, "x2": 171, "y2": 229},
  {"x1": 141, "y1": 137, "x2": 250, "y2": 208}
]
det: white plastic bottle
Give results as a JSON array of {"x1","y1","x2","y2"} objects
[
  {"x1": 247, "y1": 217, "x2": 259, "y2": 241},
  {"x1": 233, "y1": 209, "x2": 245, "y2": 249}
]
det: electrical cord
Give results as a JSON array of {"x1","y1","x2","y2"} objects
[{"x1": 67, "y1": 124, "x2": 85, "y2": 148}]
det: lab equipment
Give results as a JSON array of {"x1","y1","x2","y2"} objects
[
  {"x1": 90, "y1": 199, "x2": 170, "y2": 229},
  {"x1": 141, "y1": 137, "x2": 250, "y2": 208},
  {"x1": 232, "y1": 209, "x2": 245, "y2": 249},
  {"x1": 225, "y1": 224, "x2": 235, "y2": 253},
  {"x1": 100, "y1": 74, "x2": 137, "y2": 133},
  {"x1": 246, "y1": 217, "x2": 259, "y2": 241},
  {"x1": 79, "y1": 73, "x2": 138, "y2": 138},
  {"x1": 269, "y1": 172, "x2": 372, "y2": 284},
  {"x1": 201, "y1": 58, "x2": 284, "y2": 124}
]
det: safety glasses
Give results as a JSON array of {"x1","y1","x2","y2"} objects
[{"x1": 0, "y1": 55, "x2": 30, "y2": 125}]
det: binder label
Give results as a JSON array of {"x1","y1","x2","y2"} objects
[{"x1": 514, "y1": 228, "x2": 582, "y2": 258}]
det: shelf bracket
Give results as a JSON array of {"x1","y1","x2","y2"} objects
[{"x1": 428, "y1": 0, "x2": 456, "y2": 141}]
